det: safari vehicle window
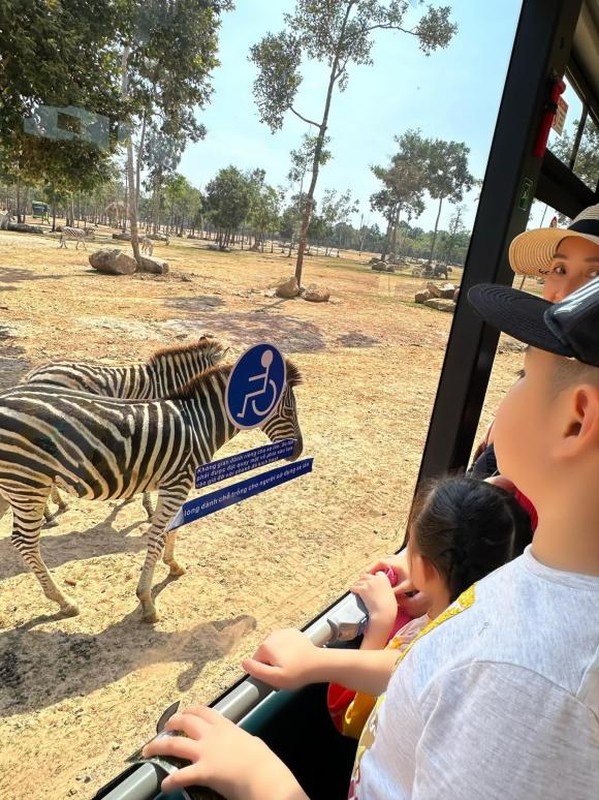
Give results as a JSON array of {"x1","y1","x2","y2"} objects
[{"x1": 0, "y1": 2, "x2": 521, "y2": 796}]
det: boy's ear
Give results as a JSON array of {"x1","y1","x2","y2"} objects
[{"x1": 558, "y1": 385, "x2": 599, "y2": 457}]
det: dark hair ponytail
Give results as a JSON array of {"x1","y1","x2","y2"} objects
[{"x1": 411, "y1": 476, "x2": 516, "y2": 603}]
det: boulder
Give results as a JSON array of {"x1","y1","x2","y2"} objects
[
  {"x1": 423, "y1": 298, "x2": 455, "y2": 313},
  {"x1": 112, "y1": 232, "x2": 131, "y2": 241},
  {"x1": 6, "y1": 223, "x2": 44, "y2": 234},
  {"x1": 415, "y1": 290, "x2": 432, "y2": 304},
  {"x1": 439, "y1": 282, "x2": 456, "y2": 299},
  {"x1": 138, "y1": 256, "x2": 169, "y2": 275},
  {"x1": 275, "y1": 276, "x2": 300, "y2": 299},
  {"x1": 426, "y1": 281, "x2": 443, "y2": 298},
  {"x1": 89, "y1": 249, "x2": 137, "y2": 275},
  {"x1": 303, "y1": 283, "x2": 330, "y2": 303}
]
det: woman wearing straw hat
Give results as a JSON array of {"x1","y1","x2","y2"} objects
[{"x1": 470, "y1": 202, "x2": 599, "y2": 478}]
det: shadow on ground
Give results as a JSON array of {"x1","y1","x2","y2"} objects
[
  {"x1": 0, "y1": 607, "x2": 256, "y2": 715},
  {"x1": 0, "y1": 501, "x2": 149, "y2": 582}
]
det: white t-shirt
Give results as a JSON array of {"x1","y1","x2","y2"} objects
[{"x1": 351, "y1": 547, "x2": 599, "y2": 799}]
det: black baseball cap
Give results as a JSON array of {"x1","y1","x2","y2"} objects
[{"x1": 468, "y1": 277, "x2": 599, "y2": 368}]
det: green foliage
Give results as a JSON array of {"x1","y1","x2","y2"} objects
[
  {"x1": 249, "y1": 32, "x2": 303, "y2": 133},
  {"x1": 426, "y1": 138, "x2": 473, "y2": 203},
  {"x1": 204, "y1": 165, "x2": 253, "y2": 238},
  {"x1": 288, "y1": 134, "x2": 332, "y2": 184},
  {"x1": 551, "y1": 116, "x2": 599, "y2": 190}
]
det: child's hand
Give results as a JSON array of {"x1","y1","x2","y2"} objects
[
  {"x1": 366, "y1": 553, "x2": 430, "y2": 618},
  {"x1": 242, "y1": 628, "x2": 321, "y2": 690},
  {"x1": 142, "y1": 706, "x2": 307, "y2": 800},
  {"x1": 351, "y1": 573, "x2": 398, "y2": 647},
  {"x1": 351, "y1": 572, "x2": 397, "y2": 623}
]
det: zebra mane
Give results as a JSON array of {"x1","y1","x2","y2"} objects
[
  {"x1": 167, "y1": 357, "x2": 302, "y2": 401},
  {"x1": 147, "y1": 337, "x2": 226, "y2": 365},
  {"x1": 285, "y1": 359, "x2": 302, "y2": 387}
]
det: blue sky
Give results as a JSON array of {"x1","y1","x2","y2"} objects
[{"x1": 179, "y1": 1, "x2": 524, "y2": 233}]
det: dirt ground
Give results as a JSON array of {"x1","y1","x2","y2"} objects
[{"x1": 0, "y1": 226, "x2": 523, "y2": 798}]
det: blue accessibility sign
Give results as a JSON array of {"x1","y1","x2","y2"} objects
[
  {"x1": 168, "y1": 458, "x2": 313, "y2": 531},
  {"x1": 225, "y1": 343, "x2": 286, "y2": 430},
  {"x1": 195, "y1": 439, "x2": 295, "y2": 489}
]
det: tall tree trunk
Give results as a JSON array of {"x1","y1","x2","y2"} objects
[
  {"x1": 429, "y1": 195, "x2": 444, "y2": 264},
  {"x1": 135, "y1": 111, "x2": 147, "y2": 207},
  {"x1": 295, "y1": 0, "x2": 356, "y2": 286},
  {"x1": 121, "y1": 46, "x2": 141, "y2": 266}
]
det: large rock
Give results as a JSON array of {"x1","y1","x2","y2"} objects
[
  {"x1": 275, "y1": 276, "x2": 300, "y2": 299},
  {"x1": 426, "y1": 281, "x2": 443, "y2": 298},
  {"x1": 423, "y1": 298, "x2": 455, "y2": 313},
  {"x1": 139, "y1": 256, "x2": 169, "y2": 275},
  {"x1": 303, "y1": 283, "x2": 330, "y2": 303},
  {"x1": 415, "y1": 289, "x2": 432, "y2": 304},
  {"x1": 439, "y1": 282, "x2": 456, "y2": 299},
  {"x1": 89, "y1": 249, "x2": 137, "y2": 275}
]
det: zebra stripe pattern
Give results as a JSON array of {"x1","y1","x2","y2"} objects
[
  {"x1": 24, "y1": 337, "x2": 227, "y2": 399},
  {"x1": 140, "y1": 236, "x2": 154, "y2": 255},
  {"x1": 58, "y1": 226, "x2": 91, "y2": 249},
  {"x1": 0, "y1": 361, "x2": 303, "y2": 622},
  {"x1": 23, "y1": 337, "x2": 227, "y2": 522}
]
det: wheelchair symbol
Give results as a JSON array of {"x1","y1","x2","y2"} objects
[
  {"x1": 237, "y1": 350, "x2": 278, "y2": 420},
  {"x1": 226, "y1": 344, "x2": 286, "y2": 430}
]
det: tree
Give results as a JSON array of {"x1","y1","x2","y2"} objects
[
  {"x1": 204, "y1": 166, "x2": 252, "y2": 249},
  {"x1": 0, "y1": 1, "x2": 124, "y2": 208},
  {"x1": 118, "y1": 0, "x2": 234, "y2": 265},
  {"x1": 246, "y1": 171, "x2": 282, "y2": 251},
  {"x1": 425, "y1": 138, "x2": 473, "y2": 264},
  {"x1": 250, "y1": 0, "x2": 457, "y2": 285},
  {"x1": 371, "y1": 129, "x2": 429, "y2": 260},
  {"x1": 551, "y1": 116, "x2": 599, "y2": 190}
]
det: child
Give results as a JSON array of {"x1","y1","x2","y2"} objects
[
  {"x1": 143, "y1": 279, "x2": 599, "y2": 799},
  {"x1": 327, "y1": 475, "x2": 517, "y2": 739}
]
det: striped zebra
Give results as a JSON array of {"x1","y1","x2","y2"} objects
[
  {"x1": 23, "y1": 337, "x2": 227, "y2": 523},
  {"x1": 140, "y1": 236, "x2": 154, "y2": 255},
  {"x1": 0, "y1": 361, "x2": 302, "y2": 622},
  {"x1": 58, "y1": 226, "x2": 91, "y2": 249}
]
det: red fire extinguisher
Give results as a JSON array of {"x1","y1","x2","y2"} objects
[{"x1": 533, "y1": 77, "x2": 566, "y2": 159}]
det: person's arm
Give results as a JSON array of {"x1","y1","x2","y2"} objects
[
  {"x1": 408, "y1": 662, "x2": 599, "y2": 799},
  {"x1": 242, "y1": 628, "x2": 399, "y2": 696},
  {"x1": 142, "y1": 706, "x2": 308, "y2": 800},
  {"x1": 350, "y1": 572, "x2": 398, "y2": 650}
]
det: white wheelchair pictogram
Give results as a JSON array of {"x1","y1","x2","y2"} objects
[{"x1": 236, "y1": 349, "x2": 279, "y2": 421}]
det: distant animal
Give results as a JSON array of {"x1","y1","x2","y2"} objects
[
  {"x1": 140, "y1": 236, "x2": 154, "y2": 256},
  {"x1": 22, "y1": 337, "x2": 227, "y2": 524},
  {"x1": 0, "y1": 211, "x2": 14, "y2": 230},
  {"x1": 0, "y1": 360, "x2": 303, "y2": 622},
  {"x1": 58, "y1": 226, "x2": 89, "y2": 249}
]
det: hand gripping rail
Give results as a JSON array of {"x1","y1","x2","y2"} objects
[{"x1": 93, "y1": 593, "x2": 367, "y2": 800}]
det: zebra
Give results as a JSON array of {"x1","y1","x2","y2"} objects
[
  {"x1": 0, "y1": 211, "x2": 13, "y2": 230},
  {"x1": 140, "y1": 236, "x2": 154, "y2": 256},
  {"x1": 58, "y1": 226, "x2": 92, "y2": 249},
  {"x1": 0, "y1": 360, "x2": 303, "y2": 622},
  {"x1": 22, "y1": 337, "x2": 228, "y2": 523}
]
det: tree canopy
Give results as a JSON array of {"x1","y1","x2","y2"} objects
[{"x1": 250, "y1": 0, "x2": 457, "y2": 284}]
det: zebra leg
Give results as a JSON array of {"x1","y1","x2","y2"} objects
[
  {"x1": 11, "y1": 493, "x2": 79, "y2": 616},
  {"x1": 51, "y1": 484, "x2": 69, "y2": 514},
  {"x1": 162, "y1": 530, "x2": 185, "y2": 577},
  {"x1": 142, "y1": 491, "x2": 154, "y2": 519},
  {"x1": 42, "y1": 503, "x2": 59, "y2": 528},
  {"x1": 0, "y1": 493, "x2": 9, "y2": 522},
  {"x1": 136, "y1": 483, "x2": 191, "y2": 623}
]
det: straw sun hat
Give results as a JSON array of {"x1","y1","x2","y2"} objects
[{"x1": 509, "y1": 203, "x2": 599, "y2": 277}]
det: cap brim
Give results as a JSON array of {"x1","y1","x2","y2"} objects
[
  {"x1": 467, "y1": 284, "x2": 573, "y2": 357},
  {"x1": 509, "y1": 228, "x2": 599, "y2": 277}
]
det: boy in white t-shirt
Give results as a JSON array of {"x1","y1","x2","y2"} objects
[{"x1": 143, "y1": 280, "x2": 599, "y2": 799}]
